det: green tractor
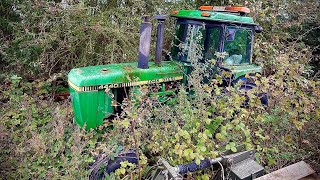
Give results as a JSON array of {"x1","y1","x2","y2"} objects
[{"x1": 68, "y1": 5, "x2": 263, "y2": 130}]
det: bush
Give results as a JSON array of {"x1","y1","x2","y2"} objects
[
  {"x1": 0, "y1": 0, "x2": 319, "y2": 179},
  {"x1": 98, "y1": 35, "x2": 319, "y2": 179},
  {"x1": 0, "y1": 78, "x2": 98, "y2": 178}
]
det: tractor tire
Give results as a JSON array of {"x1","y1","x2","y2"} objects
[
  {"x1": 236, "y1": 77, "x2": 268, "y2": 106},
  {"x1": 89, "y1": 150, "x2": 138, "y2": 180}
]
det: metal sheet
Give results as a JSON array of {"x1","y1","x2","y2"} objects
[
  {"x1": 230, "y1": 159, "x2": 264, "y2": 180},
  {"x1": 255, "y1": 161, "x2": 315, "y2": 180}
]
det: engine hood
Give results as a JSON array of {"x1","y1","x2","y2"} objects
[{"x1": 68, "y1": 61, "x2": 183, "y2": 90}]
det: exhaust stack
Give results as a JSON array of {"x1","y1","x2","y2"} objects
[
  {"x1": 137, "y1": 16, "x2": 152, "y2": 69},
  {"x1": 154, "y1": 15, "x2": 167, "y2": 65}
]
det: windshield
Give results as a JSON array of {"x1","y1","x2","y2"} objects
[
  {"x1": 223, "y1": 26, "x2": 253, "y2": 65},
  {"x1": 171, "y1": 20, "x2": 253, "y2": 65}
]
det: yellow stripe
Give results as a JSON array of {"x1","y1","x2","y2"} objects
[
  {"x1": 68, "y1": 76, "x2": 183, "y2": 92},
  {"x1": 68, "y1": 80, "x2": 82, "y2": 92}
]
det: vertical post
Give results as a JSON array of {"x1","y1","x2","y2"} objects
[
  {"x1": 154, "y1": 15, "x2": 167, "y2": 66},
  {"x1": 137, "y1": 16, "x2": 152, "y2": 69}
]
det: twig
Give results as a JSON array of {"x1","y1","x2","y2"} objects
[{"x1": 130, "y1": 120, "x2": 141, "y2": 180}]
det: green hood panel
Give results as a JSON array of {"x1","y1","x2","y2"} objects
[
  {"x1": 223, "y1": 64, "x2": 262, "y2": 79},
  {"x1": 68, "y1": 61, "x2": 183, "y2": 87}
]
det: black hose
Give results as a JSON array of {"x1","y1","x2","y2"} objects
[{"x1": 177, "y1": 159, "x2": 212, "y2": 175}]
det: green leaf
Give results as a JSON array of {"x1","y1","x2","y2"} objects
[
  {"x1": 184, "y1": 149, "x2": 193, "y2": 157},
  {"x1": 231, "y1": 146, "x2": 237, "y2": 152},
  {"x1": 183, "y1": 150, "x2": 189, "y2": 157},
  {"x1": 215, "y1": 133, "x2": 222, "y2": 140},
  {"x1": 174, "y1": 133, "x2": 179, "y2": 140},
  {"x1": 205, "y1": 118, "x2": 211, "y2": 124},
  {"x1": 200, "y1": 146, "x2": 206, "y2": 152},
  {"x1": 268, "y1": 157, "x2": 276, "y2": 165},
  {"x1": 225, "y1": 144, "x2": 230, "y2": 150},
  {"x1": 116, "y1": 168, "x2": 126, "y2": 175},
  {"x1": 204, "y1": 129, "x2": 212, "y2": 138},
  {"x1": 244, "y1": 129, "x2": 250, "y2": 136},
  {"x1": 120, "y1": 161, "x2": 129, "y2": 168},
  {"x1": 245, "y1": 143, "x2": 252, "y2": 150},
  {"x1": 182, "y1": 130, "x2": 190, "y2": 139},
  {"x1": 221, "y1": 130, "x2": 228, "y2": 137},
  {"x1": 201, "y1": 174, "x2": 210, "y2": 180},
  {"x1": 121, "y1": 121, "x2": 130, "y2": 128},
  {"x1": 230, "y1": 142, "x2": 235, "y2": 147},
  {"x1": 226, "y1": 123, "x2": 232, "y2": 130},
  {"x1": 239, "y1": 123, "x2": 245, "y2": 129},
  {"x1": 195, "y1": 158, "x2": 201, "y2": 165}
]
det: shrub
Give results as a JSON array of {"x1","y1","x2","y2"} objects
[{"x1": 0, "y1": 0, "x2": 319, "y2": 179}]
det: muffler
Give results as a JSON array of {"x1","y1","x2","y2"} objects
[
  {"x1": 154, "y1": 15, "x2": 167, "y2": 65},
  {"x1": 137, "y1": 16, "x2": 152, "y2": 69}
]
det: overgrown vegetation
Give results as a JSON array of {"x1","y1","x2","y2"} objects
[{"x1": 0, "y1": 0, "x2": 319, "y2": 179}]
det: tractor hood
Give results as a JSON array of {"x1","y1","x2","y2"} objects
[
  {"x1": 68, "y1": 61, "x2": 183, "y2": 90},
  {"x1": 222, "y1": 64, "x2": 262, "y2": 80}
]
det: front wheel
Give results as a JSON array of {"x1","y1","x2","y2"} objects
[
  {"x1": 235, "y1": 77, "x2": 268, "y2": 106},
  {"x1": 89, "y1": 150, "x2": 138, "y2": 180}
]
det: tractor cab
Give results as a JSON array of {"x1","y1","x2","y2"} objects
[{"x1": 170, "y1": 6, "x2": 262, "y2": 81}]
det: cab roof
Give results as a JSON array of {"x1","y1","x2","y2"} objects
[{"x1": 171, "y1": 6, "x2": 257, "y2": 25}]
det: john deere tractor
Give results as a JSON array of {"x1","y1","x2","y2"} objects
[{"x1": 68, "y1": 6, "x2": 263, "y2": 130}]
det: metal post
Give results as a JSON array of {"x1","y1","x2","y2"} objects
[
  {"x1": 154, "y1": 15, "x2": 167, "y2": 65},
  {"x1": 137, "y1": 16, "x2": 152, "y2": 69}
]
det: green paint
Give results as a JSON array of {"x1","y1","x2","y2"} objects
[
  {"x1": 68, "y1": 61, "x2": 183, "y2": 129},
  {"x1": 224, "y1": 64, "x2": 262, "y2": 80},
  {"x1": 171, "y1": 10, "x2": 256, "y2": 25},
  {"x1": 69, "y1": 87, "x2": 114, "y2": 129},
  {"x1": 68, "y1": 61, "x2": 183, "y2": 87}
]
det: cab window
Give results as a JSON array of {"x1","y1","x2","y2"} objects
[
  {"x1": 223, "y1": 27, "x2": 252, "y2": 65},
  {"x1": 172, "y1": 22, "x2": 222, "y2": 62},
  {"x1": 172, "y1": 23, "x2": 187, "y2": 60},
  {"x1": 172, "y1": 23, "x2": 205, "y2": 62},
  {"x1": 203, "y1": 26, "x2": 222, "y2": 61}
]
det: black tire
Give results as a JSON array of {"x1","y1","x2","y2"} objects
[
  {"x1": 236, "y1": 77, "x2": 268, "y2": 106},
  {"x1": 89, "y1": 151, "x2": 138, "y2": 180},
  {"x1": 104, "y1": 152, "x2": 138, "y2": 174}
]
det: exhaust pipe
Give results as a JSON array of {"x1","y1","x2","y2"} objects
[
  {"x1": 154, "y1": 15, "x2": 167, "y2": 65},
  {"x1": 137, "y1": 16, "x2": 152, "y2": 69}
]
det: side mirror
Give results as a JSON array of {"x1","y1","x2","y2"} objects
[{"x1": 255, "y1": 25, "x2": 263, "y2": 33}]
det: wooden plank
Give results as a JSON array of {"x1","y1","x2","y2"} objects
[{"x1": 255, "y1": 161, "x2": 315, "y2": 180}]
